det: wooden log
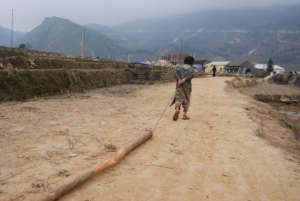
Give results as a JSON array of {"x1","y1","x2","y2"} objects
[{"x1": 42, "y1": 130, "x2": 153, "y2": 201}]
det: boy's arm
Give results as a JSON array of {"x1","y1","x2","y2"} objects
[
  {"x1": 184, "y1": 73, "x2": 194, "y2": 81},
  {"x1": 175, "y1": 67, "x2": 186, "y2": 85},
  {"x1": 180, "y1": 68, "x2": 195, "y2": 83}
]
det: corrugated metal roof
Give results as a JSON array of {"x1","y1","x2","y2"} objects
[
  {"x1": 254, "y1": 64, "x2": 286, "y2": 72},
  {"x1": 254, "y1": 64, "x2": 267, "y2": 69}
]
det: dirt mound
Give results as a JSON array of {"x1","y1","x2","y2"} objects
[
  {"x1": 268, "y1": 72, "x2": 300, "y2": 88},
  {"x1": 225, "y1": 76, "x2": 260, "y2": 89},
  {"x1": 226, "y1": 77, "x2": 300, "y2": 103}
]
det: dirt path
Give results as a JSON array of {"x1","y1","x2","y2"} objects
[{"x1": 0, "y1": 77, "x2": 299, "y2": 201}]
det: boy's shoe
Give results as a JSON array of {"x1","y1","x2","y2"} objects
[
  {"x1": 173, "y1": 110, "x2": 180, "y2": 121},
  {"x1": 183, "y1": 115, "x2": 190, "y2": 120}
]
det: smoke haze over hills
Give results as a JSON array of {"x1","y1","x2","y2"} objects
[{"x1": 1, "y1": 0, "x2": 300, "y2": 31}]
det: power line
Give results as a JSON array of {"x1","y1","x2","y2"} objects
[
  {"x1": 180, "y1": 38, "x2": 184, "y2": 54},
  {"x1": 10, "y1": 8, "x2": 14, "y2": 47},
  {"x1": 81, "y1": 31, "x2": 85, "y2": 57}
]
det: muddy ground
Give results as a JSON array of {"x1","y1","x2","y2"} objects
[{"x1": 0, "y1": 77, "x2": 299, "y2": 201}]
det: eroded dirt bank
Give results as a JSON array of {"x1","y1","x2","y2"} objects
[{"x1": 0, "y1": 77, "x2": 299, "y2": 201}]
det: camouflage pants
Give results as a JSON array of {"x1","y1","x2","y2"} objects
[{"x1": 175, "y1": 88, "x2": 191, "y2": 112}]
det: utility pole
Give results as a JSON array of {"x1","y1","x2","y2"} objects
[
  {"x1": 81, "y1": 31, "x2": 85, "y2": 58},
  {"x1": 180, "y1": 38, "x2": 183, "y2": 54},
  {"x1": 10, "y1": 8, "x2": 14, "y2": 48}
]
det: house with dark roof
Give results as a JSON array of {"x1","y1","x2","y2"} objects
[
  {"x1": 225, "y1": 61, "x2": 245, "y2": 74},
  {"x1": 239, "y1": 60, "x2": 269, "y2": 77},
  {"x1": 225, "y1": 60, "x2": 269, "y2": 77}
]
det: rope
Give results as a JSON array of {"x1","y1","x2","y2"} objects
[
  {"x1": 151, "y1": 69, "x2": 176, "y2": 132},
  {"x1": 152, "y1": 99, "x2": 171, "y2": 132}
]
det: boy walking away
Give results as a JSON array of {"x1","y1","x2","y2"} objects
[{"x1": 172, "y1": 56, "x2": 195, "y2": 121}]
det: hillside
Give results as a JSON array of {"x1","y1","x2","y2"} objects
[
  {"x1": 85, "y1": 24, "x2": 132, "y2": 49},
  {"x1": 0, "y1": 46, "x2": 175, "y2": 101},
  {"x1": 111, "y1": 5, "x2": 300, "y2": 69},
  {"x1": 5, "y1": 5, "x2": 300, "y2": 69},
  {"x1": 85, "y1": 24, "x2": 158, "y2": 61},
  {"x1": 0, "y1": 26, "x2": 25, "y2": 47},
  {"x1": 20, "y1": 17, "x2": 129, "y2": 60}
]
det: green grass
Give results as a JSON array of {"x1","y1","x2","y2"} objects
[{"x1": 277, "y1": 118, "x2": 293, "y2": 130}]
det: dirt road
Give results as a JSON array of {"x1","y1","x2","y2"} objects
[{"x1": 0, "y1": 77, "x2": 299, "y2": 201}]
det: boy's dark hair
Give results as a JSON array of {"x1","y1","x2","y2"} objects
[{"x1": 184, "y1": 56, "x2": 195, "y2": 65}]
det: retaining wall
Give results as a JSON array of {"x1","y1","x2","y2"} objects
[{"x1": 0, "y1": 47, "x2": 177, "y2": 101}]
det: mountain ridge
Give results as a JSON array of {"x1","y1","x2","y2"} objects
[
  {"x1": 110, "y1": 4, "x2": 300, "y2": 69},
  {"x1": 1, "y1": 4, "x2": 300, "y2": 70},
  {"x1": 20, "y1": 17, "x2": 129, "y2": 60}
]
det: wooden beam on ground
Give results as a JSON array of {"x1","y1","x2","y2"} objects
[{"x1": 42, "y1": 130, "x2": 153, "y2": 201}]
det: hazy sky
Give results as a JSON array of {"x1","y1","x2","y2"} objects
[{"x1": 1, "y1": 0, "x2": 300, "y2": 31}]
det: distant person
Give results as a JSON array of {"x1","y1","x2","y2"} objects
[
  {"x1": 170, "y1": 56, "x2": 195, "y2": 121},
  {"x1": 212, "y1": 65, "x2": 217, "y2": 77}
]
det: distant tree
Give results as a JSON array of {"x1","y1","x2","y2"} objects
[
  {"x1": 267, "y1": 58, "x2": 274, "y2": 73},
  {"x1": 18, "y1": 43, "x2": 27, "y2": 49},
  {"x1": 18, "y1": 43, "x2": 32, "y2": 50}
]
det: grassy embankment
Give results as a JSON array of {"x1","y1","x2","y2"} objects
[{"x1": 0, "y1": 69, "x2": 128, "y2": 101}]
